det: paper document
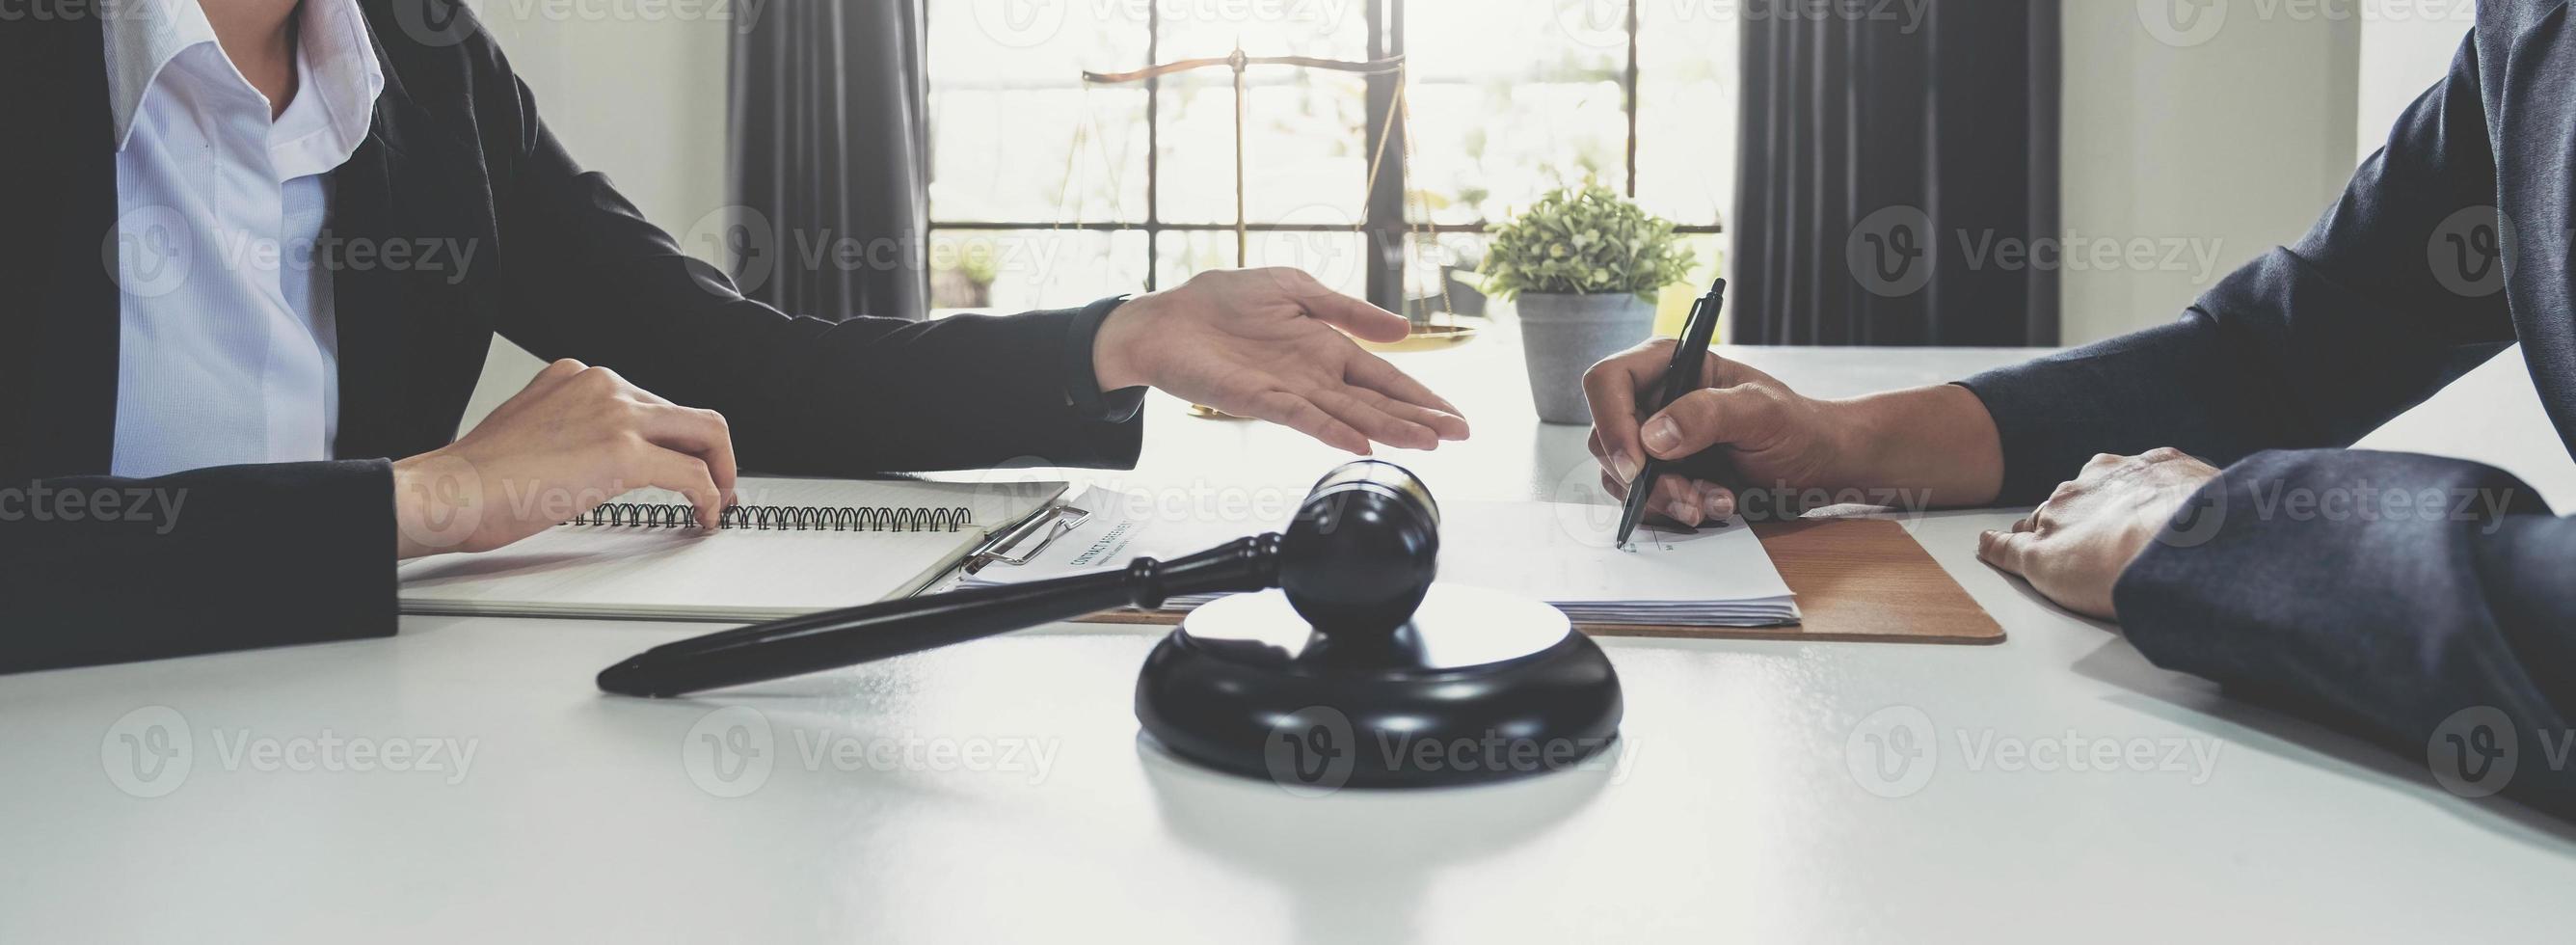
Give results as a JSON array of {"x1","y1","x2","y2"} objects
[{"x1": 961, "y1": 490, "x2": 1798, "y2": 628}]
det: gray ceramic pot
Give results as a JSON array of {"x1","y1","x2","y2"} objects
[{"x1": 1515, "y1": 292, "x2": 1658, "y2": 424}]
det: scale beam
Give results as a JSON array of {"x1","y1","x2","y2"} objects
[
  {"x1": 1079, "y1": 50, "x2": 1406, "y2": 266},
  {"x1": 1057, "y1": 48, "x2": 1475, "y2": 347},
  {"x1": 1083, "y1": 53, "x2": 1406, "y2": 86}
]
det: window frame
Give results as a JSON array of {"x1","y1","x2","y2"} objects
[{"x1": 921, "y1": 0, "x2": 1722, "y2": 313}]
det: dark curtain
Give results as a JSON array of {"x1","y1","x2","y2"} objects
[
  {"x1": 730, "y1": 0, "x2": 929, "y2": 321},
  {"x1": 1733, "y1": 0, "x2": 2060, "y2": 345}
]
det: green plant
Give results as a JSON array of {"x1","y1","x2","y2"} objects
[
  {"x1": 955, "y1": 246, "x2": 999, "y2": 287},
  {"x1": 1480, "y1": 180, "x2": 1694, "y2": 301}
]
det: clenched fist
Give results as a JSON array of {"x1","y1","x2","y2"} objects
[{"x1": 392, "y1": 360, "x2": 738, "y2": 558}]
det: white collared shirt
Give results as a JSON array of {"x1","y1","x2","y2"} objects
[{"x1": 105, "y1": 0, "x2": 385, "y2": 478}]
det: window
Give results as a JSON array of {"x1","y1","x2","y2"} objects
[{"x1": 923, "y1": 1, "x2": 1732, "y2": 318}]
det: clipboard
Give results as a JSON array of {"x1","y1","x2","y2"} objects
[
  {"x1": 1608, "y1": 518, "x2": 2000, "y2": 644},
  {"x1": 963, "y1": 503, "x2": 1094, "y2": 575},
  {"x1": 1060, "y1": 517, "x2": 2004, "y2": 645}
]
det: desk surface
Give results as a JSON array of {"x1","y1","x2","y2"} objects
[{"x1": 8, "y1": 340, "x2": 2574, "y2": 944}]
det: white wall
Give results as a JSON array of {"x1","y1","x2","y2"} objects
[
  {"x1": 456, "y1": 5, "x2": 734, "y2": 430},
  {"x1": 2356, "y1": 8, "x2": 2477, "y2": 162},
  {"x1": 2057, "y1": 0, "x2": 2361, "y2": 344}
]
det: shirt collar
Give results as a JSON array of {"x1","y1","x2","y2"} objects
[
  {"x1": 272, "y1": 0, "x2": 388, "y2": 176},
  {"x1": 103, "y1": 0, "x2": 220, "y2": 150},
  {"x1": 103, "y1": 0, "x2": 386, "y2": 158}
]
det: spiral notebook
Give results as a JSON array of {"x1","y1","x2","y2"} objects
[{"x1": 396, "y1": 476, "x2": 1070, "y2": 621}]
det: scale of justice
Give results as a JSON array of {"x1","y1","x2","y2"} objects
[{"x1": 1067, "y1": 44, "x2": 1489, "y2": 418}]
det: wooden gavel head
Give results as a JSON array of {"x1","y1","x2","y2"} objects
[
  {"x1": 1276, "y1": 460, "x2": 1441, "y2": 638},
  {"x1": 1141, "y1": 460, "x2": 1621, "y2": 789}
]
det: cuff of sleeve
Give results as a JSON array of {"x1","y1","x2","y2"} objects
[
  {"x1": 2108, "y1": 460, "x2": 2245, "y2": 670},
  {"x1": 1064, "y1": 294, "x2": 1147, "y2": 423},
  {"x1": 0, "y1": 460, "x2": 399, "y2": 673},
  {"x1": 1951, "y1": 318, "x2": 2248, "y2": 506},
  {"x1": 2110, "y1": 448, "x2": 2549, "y2": 678},
  {"x1": 1950, "y1": 370, "x2": 2110, "y2": 506},
  {"x1": 252, "y1": 459, "x2": 402, "y2": 646}
]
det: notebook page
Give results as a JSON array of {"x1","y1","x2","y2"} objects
[
  {"x1": 396, "y1": 476, "x2": 1065, "y2": 620},
  {"x1": 399, "y1": 526, "x2": 978, "y2": 619},
  {"x1": 1444, "y1": 500, "x2": 1794, "y2": 605}
]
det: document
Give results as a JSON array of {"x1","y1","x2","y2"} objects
[{"x1": 962, "y1": 490, "x2": 1799, "y2": 628}]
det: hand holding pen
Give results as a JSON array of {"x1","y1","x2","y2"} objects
[
  {"x1": 1607, "y1": 280, "x2": 1728, "y2": 549},
  {"x1": 1585, "y1": 282, "x2": 1988, "y2": 536}
]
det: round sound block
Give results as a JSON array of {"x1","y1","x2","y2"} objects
[{"x1": 1135, "y1": 584, "x2": 1623, "y2": 789}]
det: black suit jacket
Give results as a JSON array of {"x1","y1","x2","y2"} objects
[
  {"x1": 1961, "y1": 7, "x2": 2576, "y2": 813},
  {"x1": 0, "y1": 2, "x2": 1140, "y2": 672}
]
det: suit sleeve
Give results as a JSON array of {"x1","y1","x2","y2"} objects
[
  {"x1": 0, "y1": 462, "x2": 397, "y2": 674},
  {"x1": 1957, "y1": 34, "x2": 2517, "y2": 502},
  {"x1": 475, "y1": 57, "x2": 1140, "y2": 474},
  {"x1": 2116, "y1": 449, "x2": 2576, "y2": 815}
]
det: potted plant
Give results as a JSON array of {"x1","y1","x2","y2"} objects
[
  {"x1": 929, "y1": 247, "x2": 1000, "y2": 310},
  {"x1": 1482, "y1": 181, "x2": 1696, "y2": 423}
]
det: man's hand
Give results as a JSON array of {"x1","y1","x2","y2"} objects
[
  {"x1": 1583, "y1": 340, "x2": 2007, "y2": 526},
  {"x1": 1093, "y1": 268, "x2": 1470, "y2": 454},
  {"x1": 1582, "y1": 340, "x2": 1847, "y2": 526},
  {"x1": 1976, "y1": 448, "x2": 2221, "y2": 619},
  {"x1": 390, "y1": 360, "x2": 738, "y2": 559}
]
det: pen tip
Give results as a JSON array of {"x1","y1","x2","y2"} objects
[{"x1": 596, "y1": 659, "x2": 656, "y2": 697}]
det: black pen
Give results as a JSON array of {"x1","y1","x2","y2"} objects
[{"x1": 1612, "y1": 278, "x2": 1727, "y2": 549}]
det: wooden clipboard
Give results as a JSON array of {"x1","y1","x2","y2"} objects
[{"x1": 1075, "y1": 517, "x2": 2003, "y2": 644}]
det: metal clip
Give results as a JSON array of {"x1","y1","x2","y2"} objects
[{"x1": 964, "y1": 504, "x2": 1093, "y2": 574}]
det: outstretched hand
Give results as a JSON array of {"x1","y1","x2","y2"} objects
[{"x1": 1094, "y1": 268, "x2": 1471, "y2": 454}]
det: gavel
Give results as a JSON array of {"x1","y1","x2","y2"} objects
[{"x1": 596, "y1": 461, "x2": 1445, "y2": 698}]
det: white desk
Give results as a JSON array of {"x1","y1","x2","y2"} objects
[{"x1": 8, "y1": 340, "x2": 2574, "y2": 944}]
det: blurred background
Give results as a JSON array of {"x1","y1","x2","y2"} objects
[{"x1": 461, "y1": 0, "x2": 2474, "y2": 418}]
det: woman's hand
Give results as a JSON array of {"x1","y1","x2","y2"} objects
[
  {"x1": 391, "y1": 360, "x2": 738, "y2": 559},
  {"x1": 1094, "y1": 268, "x2": 1471, "y2": 454},
  {"x1": 1976, "y1": 448, "x2": 2222, "y2": 619}
]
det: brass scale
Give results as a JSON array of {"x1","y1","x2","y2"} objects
[{"x1": 1063, "y1": 46, "x2": 1487, "y2": 418}]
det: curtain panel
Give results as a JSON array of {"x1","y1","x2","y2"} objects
[{"x1": 1733, "y1": 0, "x2": 2061, "y2": 345}]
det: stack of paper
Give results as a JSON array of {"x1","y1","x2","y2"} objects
[{"x1": 962, "y1": 492, "x2": 1799, "y2": 628}]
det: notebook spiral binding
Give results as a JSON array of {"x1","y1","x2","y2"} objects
[{"x1": 569, "y1": 503, "x2": 974, "y2": 533}]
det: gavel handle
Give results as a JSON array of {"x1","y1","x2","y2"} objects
[{"x1": 597, "y1": 535, "x2": 1282, "y2": 697}]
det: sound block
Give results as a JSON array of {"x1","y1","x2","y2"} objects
[{"x1": 1135, "y1": 584, "x2": 1623, "y2": 789}]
